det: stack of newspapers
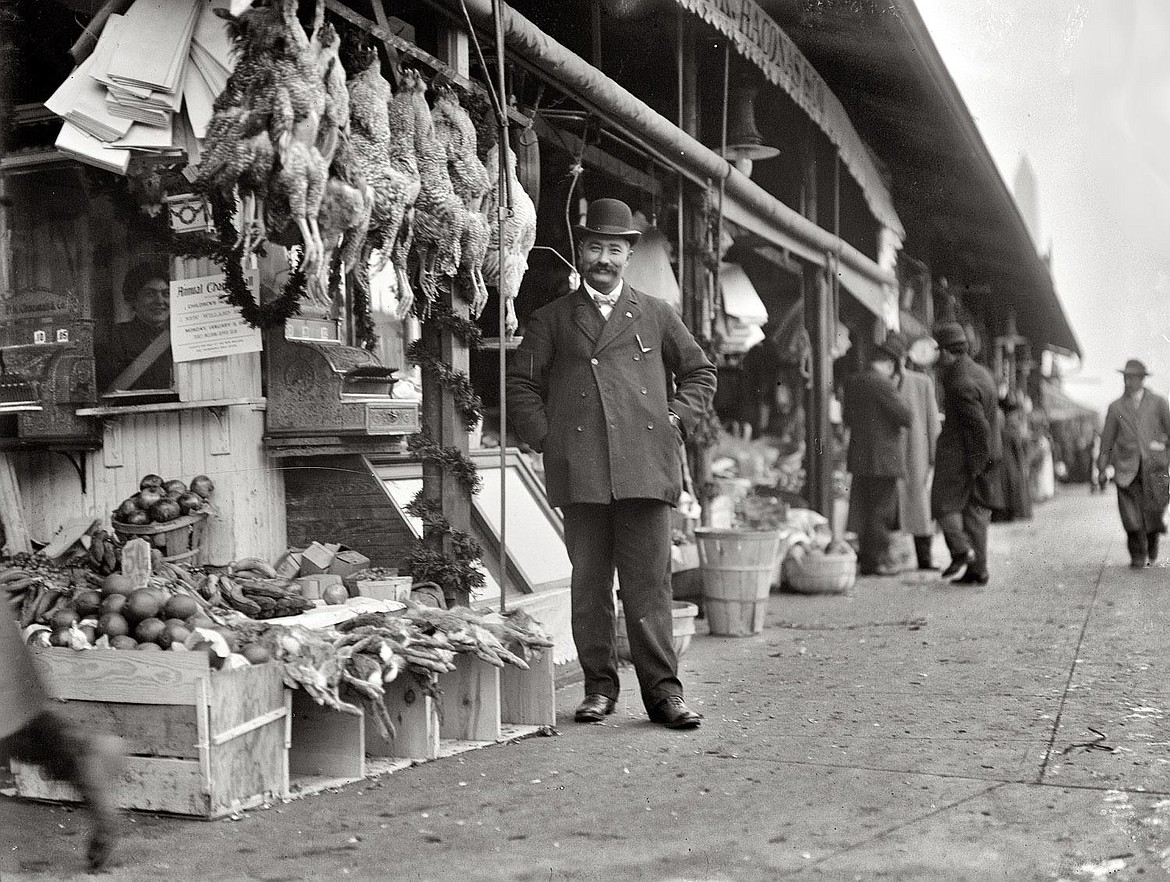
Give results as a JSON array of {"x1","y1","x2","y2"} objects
[{"x1": 46, "y1": 0, "x2": 233, "y2": 175}]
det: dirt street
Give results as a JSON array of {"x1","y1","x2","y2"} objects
[{"x1": 3, "y1": 486, "x2": 1170, "y2": 881}]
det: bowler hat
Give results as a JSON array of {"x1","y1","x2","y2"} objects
[
  {"x1": 575, "y1": 198, "x2": 641, "y2": 244},
  {"x1": 933, "y1": 322, "x2": 968, "y2": 350},
  {"x1": 1120, "y1": 358, "x2": 1150, "y2": 376},
  {"x1": 877, "y1": 331, "x2": 907, "y2": 362}
]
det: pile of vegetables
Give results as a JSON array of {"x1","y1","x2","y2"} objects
[{"x1": 3, "y1": 539, "x2": 554, "y2": 746}]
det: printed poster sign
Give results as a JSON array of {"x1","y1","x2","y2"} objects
[{"x1": 170, "y1": 271, "x2": 263, "y2": 363}]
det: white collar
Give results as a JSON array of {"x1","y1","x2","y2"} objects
[{"x1": 583, "y1": 279, "x2": 624, "y2": 302}]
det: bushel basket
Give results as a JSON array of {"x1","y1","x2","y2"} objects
[
  {"x1": 782, "y1": 547, "x2": 856, "y2": 595},
  {"x1": 112, "y1": 512, "x2": 208, "y2": 563}
]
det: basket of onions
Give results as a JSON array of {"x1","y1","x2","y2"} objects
[{"x1": 111, "y1": 473, "x2": 214, "y2": 563}]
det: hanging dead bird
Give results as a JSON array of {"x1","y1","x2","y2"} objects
[
  {"x1": 407, "y1": 71, "x2": 467, "y2": 317},
  {"x1": 431, "y1": 79, "x2": 492, "y2": 317},
  {"x1": 482, "y1": 142, "x2": 538, "y2": 336}
]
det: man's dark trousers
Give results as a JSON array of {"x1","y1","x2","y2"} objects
[
  {"x1": 851, "y1": 476, "x2": 899, "y2": 574},
  {"x1": 938, "y1": 503, "x2": 991, "y2": 578},
  {"x1": 562, "y1": 498, "x2": 680, "y2": 710}
]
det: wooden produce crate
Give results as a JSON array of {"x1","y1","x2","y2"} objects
[
  {"x1": 112, "y1": 512, "x2": 208, "y2": 564},
  {"x1": 10, "y1": 648, "x2": 288, "y2": 818}
]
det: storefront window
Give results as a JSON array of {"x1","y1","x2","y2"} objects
[{"x1": 1, "y1": 165, "x2": 176, "y2": 405}]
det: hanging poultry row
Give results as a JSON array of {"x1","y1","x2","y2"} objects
[{"x1": 196, "y1": 0, "x2": 536, "y2": 335}]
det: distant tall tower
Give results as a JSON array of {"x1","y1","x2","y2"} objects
[{"x1": 1013, "y1": 155, "x2": 1042, "y2": 251}]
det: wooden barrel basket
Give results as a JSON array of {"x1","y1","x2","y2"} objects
[
  {"x1": 112, "y1": 512, "x2": 208, "y2": 564},
  {"x1": 694, "y1": 527, "x2": 784, "y2": 637}
]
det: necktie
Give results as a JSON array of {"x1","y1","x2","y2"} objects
[{"x1": 591, "y1": 292, "x2": 618, "y2": 308}]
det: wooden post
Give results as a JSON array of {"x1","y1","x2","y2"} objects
[
  {"x1": 422, "y1": 26, "x2": 474, "y2": 607},
  {"x1": 677, "y1": 12, "x2": 715, "y2": 522},
  {"x1": 801, "y1": 135, "x2": 832, "y2": 516},
  {"x1": 0, "y1": 453, "x2": 32, "y2": 553}
]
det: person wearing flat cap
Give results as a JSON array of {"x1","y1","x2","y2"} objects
[
  {"x1": 931, "y1": 322, "x2": 1003, "y2": 585},
  {"x1": 506, "y1": 198, "x2": 716, "y2": 730},
  {"x1": 843, "y1": 335, "x2": 913, "y2": 575},
  {"x1": 1096, "y1": 359, "x2": 1170, "y2": 567}
]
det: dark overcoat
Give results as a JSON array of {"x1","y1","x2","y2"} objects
[
  {"x1": 506, "y1": 285, "x2": 716, "y2": 508},
  {"x1": 932, "y1": 353, "x2": 1004, "y2": 515},
  {"x1": 843, "y1": 368, "x2": 912, "y2": 477},
  {"x1": 1097, "y1": 388, "x2": 1170, "y2": 488},
  {"x1": 0, "y1": 613, "x2": 46, "y2": 739}
]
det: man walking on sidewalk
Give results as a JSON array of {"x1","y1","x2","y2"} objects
[
  {"x1": 931, "y1": 322, "x2": 1002, "y2": 585},
  {"x1": 507, "y1": 198, "x2": 716, "y2": 730},
  {"x1": 843, "y1": 337, "x2": 913, "y2": 575},
  {"x1": 1096, "y1": 359, "x2": 1170, "y2": 568}
]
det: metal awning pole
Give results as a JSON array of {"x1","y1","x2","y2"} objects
[{"x1": 493, "y1": 0, "x2": 511, "y2": 614}]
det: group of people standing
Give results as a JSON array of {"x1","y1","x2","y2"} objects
[{"x1": 844, "y1": 321, "x2": 1002, "y2": 585}]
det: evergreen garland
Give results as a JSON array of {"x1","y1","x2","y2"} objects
[
  {"x1": 405, "y1": 429, "x2": 485, "y2": 600},
  {"x1": 406, "y1": 339, "x2": 484, "y2": 431}
]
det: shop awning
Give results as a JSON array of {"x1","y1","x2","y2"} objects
[
  {"x1": 670, "y1": 0, "x2": 903, "y2": 240},
  {"x1": 440, "y1": 0, "x2": 897, "y2": 321},
  {"x1": 624, "y1": 216, "x2": 682, "y2": 310},
  {"x1": 721, "y1": 264, "x2": 768, "y2": 325}
]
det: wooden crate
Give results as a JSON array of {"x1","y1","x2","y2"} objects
[
  {"x1": 287, "y1": 690, "x2": 365, "y2": 796},
  {"x1": 10, "y1": 648, "x2": 288, "y2": 819}
]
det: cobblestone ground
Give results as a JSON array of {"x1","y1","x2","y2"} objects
[{"x1": 3, "y1": 485, "x2": 1170, "y2": 881}]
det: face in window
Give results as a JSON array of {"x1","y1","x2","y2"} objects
[
  {"x1": 131, "y1": 278, "x2": 170, "y2": 329},
  {"x1": 576, "y1": 235, "x2": 633, "y2": 294}
]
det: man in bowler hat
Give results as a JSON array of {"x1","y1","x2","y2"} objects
[
  {"x1": 931, "y1": 322, "x2": 1002, "y2": 584},
  {"x1": 1097, "y1": 359, "x2": 1170, "y2": 567},
  {"x1": 507, "y1": 198, "x2": 716, "y2": 729},
  {"x1": 844, "y1": 335, "x2": 913, "y2": 575}
]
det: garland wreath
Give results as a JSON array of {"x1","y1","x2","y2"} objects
[
  {"x1": 404, "y1": 430, "x2": 486, "y2": 600},
  {"x1": 406, "y1": 302, "x2": 486, "y2": 431}
]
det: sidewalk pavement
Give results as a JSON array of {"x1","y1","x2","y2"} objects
[{"x1": 4, "y1": 486, "x2": 1170, "y2": 881}]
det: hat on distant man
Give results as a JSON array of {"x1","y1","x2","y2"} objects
[
  {"x1": 876, "y1": 331, "x2": 907, "y2": 363},
  {"x1": 1119, "y1": 358, "x2": 1150, "y2": 376},
  {"x1": 575, "y1": 198, "x2": 642, "y2": 245},
  {"x1": 933, "y1": 322, "x2": 968, "y2": 352}
]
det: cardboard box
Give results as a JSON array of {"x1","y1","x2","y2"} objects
[
  {"x1": 329, "y1": 550, "x2": 371, "y2": 579},
  {"x1": 355, "y1": 576, "x2": 413, "y2": 603},
  {"x1": 294, "y1": 573, "x2": 344, "y2": 600},
  {"x1": 299, "y1": 542, "x2": 335, "y2": 576},
  {"x1": 274, "y1": 550, "x2": 303, "y2": 579}
]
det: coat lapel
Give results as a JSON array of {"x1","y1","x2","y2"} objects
[
  {"x1": 571, "y1": 287, "x2": 604, "y2": 343},
  {"x1": 592, "y1": 285, "x2": 640, "y2": 355}
]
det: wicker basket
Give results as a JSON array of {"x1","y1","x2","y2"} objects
[
  {"x1": 615, "y1": 600, "x2": 698, "y2": 662},
  {"x1": 782, "y1": 549, "x2": 856, "y2": 595},
  {"x1": 112, "y1": 512, "x2": 208, "y2": 563}
]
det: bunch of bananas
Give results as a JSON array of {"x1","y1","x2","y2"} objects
[
  {"x1": 219, "y1": 573, "x2": 314, "y2": 620},
  {"x1": 86, "y1": 530, "x2": 122, "y2": 576}
]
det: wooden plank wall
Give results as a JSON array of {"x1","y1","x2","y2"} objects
[
  {"x1": 12, "y1": 404, "x2": 285, "y2": 565},
  {"x1": 283, "y1": 455, "x2": 415, "y2": 568}
]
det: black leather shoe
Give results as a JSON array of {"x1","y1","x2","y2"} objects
[
  {"x1": 574, "y1": 694, "x2": 616, "y2": 723},
  {"x1": 951, "y1": 570, "x2": 989, "y2": 586},
  {"x1": 648, "y1": 696, "x2": 702, "y2": 729},
  {"x1": 941, "y1": 550, "x2": 975, "y2": 581}
]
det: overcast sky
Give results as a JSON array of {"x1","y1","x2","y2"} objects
[{"x1": 914, "y1": 0, "x2": 1170, "y2": 414}]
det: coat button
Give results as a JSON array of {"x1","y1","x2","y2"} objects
[
  {"x1": 640, "y1": 387, "x2": 647, "y2": 394},
  {"x1": 580, "y1": 391, "x2": 587, "y2": 398},
  {"x1": 633, "y1": 356, "x2": 640, "y2": 361},
  {"x1": 576, "y1": 426, "x2": 584, "y2": 432},
  {"x1": 647, "y1": 422, "x2": 654, "y2": 429},
  {"x1": 590, "y1": 357, "x2": 598, "y2": 365}
]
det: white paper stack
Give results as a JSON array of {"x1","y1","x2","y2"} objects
[{"x1": 45, "y1": 0, "x2": 234, "y2": 173}]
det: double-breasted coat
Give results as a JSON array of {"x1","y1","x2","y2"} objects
[
  {"x1": 896, "y1": 369, "x2": 942, "y2": 535},
  {"x1": 506, "y1": 285, "x2": 716, "y2": 508},
  {"x1": 932, "y1": 353, "x2": 1003, "y2": 515}
]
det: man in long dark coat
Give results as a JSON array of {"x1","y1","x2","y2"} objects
[
  {"x1": 844, "y1": 337, "x2": 913, "y2": 575},
  {"x1": 1096, "y1": 359, "x2": 1170, "y2": 567},
  {"x1": 506, "y1": 198, "x2": 716, "y2": 729},
  {"x1": 931, "y1": 322, "x2": 1003, "y2": 585},
  {"x1": 0, "y1": 613, "x2": 120, "y2": 868}
]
